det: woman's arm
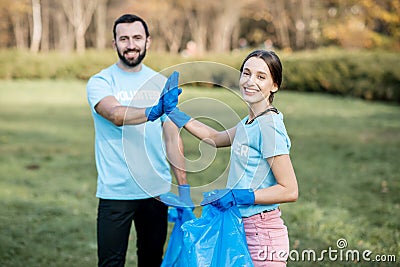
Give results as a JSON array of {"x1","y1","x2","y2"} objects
[
  {"x1": 184, "y1": 119, "x2": 236, "y2": 148},
  {"x1": 254, "y1": 154, "x2": 298, "y2": 204}
]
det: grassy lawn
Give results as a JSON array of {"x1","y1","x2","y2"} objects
[{"x1": 0, "y1": 80, "x2": 399, "y2": 266}]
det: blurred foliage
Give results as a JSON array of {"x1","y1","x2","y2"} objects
[
  {"x1": 0, "y1": 0, "x2": 399, "y2": 52},
  {"x1": 1, "y1": 48, "x2": 399, "y2": 103},
  {"x1": 280, "y1": 48, "x2": 400, "y2": 102}
]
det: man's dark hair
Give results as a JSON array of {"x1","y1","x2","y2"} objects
[{"x1": 113, "y1": 14, "x2": 150, "y2": 40}]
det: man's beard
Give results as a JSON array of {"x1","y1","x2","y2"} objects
[{"x1": 117, "y1": 46, "x2": 147, "y2": 68}]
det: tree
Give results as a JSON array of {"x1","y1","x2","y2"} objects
[
  {"x1": 359, "y1": 0, "x2": 400, "y2": 47},
  {"x1": 54, "y1": 4, "x2": 74, "y2": 52},
  {"x1": 30, "y1": 0, "x2": 42, "y2": 53},
  {"x1": 128, "y1": 0, "x2": 186, "y2": 53},
  {"x1": 270, "y1": 0, "x2": 291, "y2": 50},
  {"x1": 181, "y1": 0, "x2": 215, "y2": 54},
  {"x1": 2, "y1": 0, "x2": 31, "y2": 49},
  {"x1": 60, "y1": 0, "x2": 98, "y2": 53},
  {"x1": 156, "y1": 0, "x2": 186, "y2": 53},
  {"x1": 40, "y1": 0, "x2": 49, "y2": 52},
  {"x1": 320, "y1": 0, "x2": 400, "y2": 49},
  {"x1": 0, "y1": 0, "x2": 399, "y2": 51},
  {"x1": 210, "y1": 0, "x2": 243, "y2": 52},
  {"x1": 95, "y1": 0, "x2": 108, "y2": 49}
]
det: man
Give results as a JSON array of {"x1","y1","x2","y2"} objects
[{"x1": 86, "y1": 14, "x2": 192, "y2": 267}]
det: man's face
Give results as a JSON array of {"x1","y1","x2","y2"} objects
[{"x1": 113, "y1": 22, "x2": 151, "y2": 69}]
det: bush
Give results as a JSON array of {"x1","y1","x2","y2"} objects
[
  {"x1": 281, "y1": 49, "x2": 400, "y2": 103},
  {"x1": 1, "y1": 48, "x2": 399, "y2": 103}
]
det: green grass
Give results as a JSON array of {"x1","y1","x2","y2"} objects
[{"x1": 0, "y1": 80, "x2": 399, "y2": 266}]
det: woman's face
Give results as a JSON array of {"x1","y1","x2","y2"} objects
[{"x1": 239, "y1": 56, "x2": 278, "y2": 106}]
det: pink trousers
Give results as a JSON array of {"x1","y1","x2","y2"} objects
[{"x1": 243, "y1": 209, "x2": 289, "y2": 267}]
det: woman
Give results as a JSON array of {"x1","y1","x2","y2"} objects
[{"x1": 168, "y1": 50, "x2": 298, "y2": 266}]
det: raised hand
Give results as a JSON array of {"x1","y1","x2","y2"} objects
[
  {"x1": 163, "y1": 71, "x2": 181, "y2": 114},
  {"x1": 145, "y1": 71, "x2": 181, "y2": 121}
]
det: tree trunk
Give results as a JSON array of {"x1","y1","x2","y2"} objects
[
  {"x1": 211, "y1": 1, "x2": 242, "y2": 52},
  {"x1": 76, "y1": 24, "x2": 86, "y2": 54},
  {"x1": 158, "y1": 14, "x2": 184, "y2": 54},
  {"x1": 293, "y1": 0, "x2": 311, "y2": 49},
  {"x1": 30, "y1": 0, "x2": 42, "y2": 53},
  {"x1": 11, "y1": 15, "x2": 28, "y2": 50},
  {"x1": 54, "y1": 11, "x2": 74, "y2": 52},
  {"x1": 270, "y1": 0, "x2": 291, "y2": 50},
  {"x1": 95, "y1": 0, "x2": 107, "y2": 49},
  {"x1": 61, "y1": 0, "x2": 98, "y2": 53},
  {"x1": 182, "y1": 0, "x2": 211, "y2": 55},
  {"x1": 41, "y1": 0, "x2": 49, "y2": 52}
]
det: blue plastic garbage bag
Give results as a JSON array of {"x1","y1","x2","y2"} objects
[
  {"x1": 181, "y1": 204, "x2": 254, "y2": 267},
  {"x1": 161, "y1": 193, "x2": 196, "y2": 267}
]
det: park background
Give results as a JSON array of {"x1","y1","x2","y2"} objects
[{"x1": 0, "y1": 0, "x2": 399, "y2": 266}]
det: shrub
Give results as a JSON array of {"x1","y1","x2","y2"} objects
[
  {"x1": 280, "y1": 49, "x2": 400, "y2": 102},
  {"x1": 1, "y1": 48, "x2": 399, "y2": 103}
]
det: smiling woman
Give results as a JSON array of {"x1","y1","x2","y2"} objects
[
  {"x1": 239, "y1": 50, "x2": 282, "y2": 123},
  {"x1": 166, "y1": 50, "x2": 298, "y2": 266}
]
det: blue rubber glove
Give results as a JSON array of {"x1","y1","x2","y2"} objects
[
  {"x1": 160, "y1": 192, "x2": 185, "y2": 208},
  {"x1": 145, "y1": 79, "x2": 168, "y2": 121},
  {"x1": 145, "y1": 100, "x2": 164, "y2": 122},
  {"x1": 167, "y1": 107, "x2": 191, "y2": 128},
  {"x1": 201, "y1": 188, "x2": 255, "y2": 211},
  {"x1": 163, "y1": 71, "x2": 181, "y2": 114},
  {"x1": 160, "y1": 186, "x2": 194, "y2": 209},
  {"x1": 162, "y1": 71, "x2": 191, "y2": 128},
  {"x1": 145, "y1": 72, "x2": 181, "y2": 121},
  {"x1": 178, "y1": 184, "x2": 195, "y2": 208}
]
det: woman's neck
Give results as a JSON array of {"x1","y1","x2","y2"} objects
[{"x1": 248, "y1": 102, "x2": 271, "y2": 121}]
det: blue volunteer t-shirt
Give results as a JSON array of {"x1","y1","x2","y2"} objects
[
  {"x1": 86, "y1": 64, "x2": 172, "y2": 200},
  {"x1": 227, "y1": 112, "x2": 291, "y2": 217}
]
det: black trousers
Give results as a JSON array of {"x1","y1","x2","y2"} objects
[{"x1": 97, "y1": 198, "x2": 168, "y2": 267}]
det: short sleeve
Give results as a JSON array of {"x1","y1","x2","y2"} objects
[
  {"x1": 259, "y1": 116, "x2": 291, "y2": 158},
  {"x1": 86, "y1": 75, "x2": 113, "y2": 113}
]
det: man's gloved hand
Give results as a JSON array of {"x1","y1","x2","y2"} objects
[
  {"x1": 178, "y1": 184, "x2": 195, "y2": 208},
  {"x1": 160, "y1": 192, "x2": 185, "y2": 208},
  {"x1": 145, "y1": 71, "x2": 181, "y2": 121},
  {"x1": 155, "y1": 71, "x2": 191, "y2": 128},
  {"x1": 160, "y1": 185, "x2": 195, "y2": 209},
  {"x1": 201, "y1": 188, "x2": 255, "y2": 211},
  {"x1": 163, "y1": 71, "x2": 181, "y2": 114}
]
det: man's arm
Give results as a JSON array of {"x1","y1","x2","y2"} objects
[
  {"x1": 94, "y1": 72, "x2": 181, "y2": 126},
  {"x1": 163, "y1": 120, "x2": 187, "y2": 185},
  {"x1": 95, "y1": 96, "x2": 149, "y2": 126},
  {"x1": 163, "y1": 120, "x2": 195, "y2": 207}
]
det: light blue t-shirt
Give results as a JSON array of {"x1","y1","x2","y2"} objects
[
  {"x1": 227, "y1": 112, "x2": 291, "y2": 217},
  {"x1": 86, "y1": 64, "x2": 172, "y2": 200}
]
